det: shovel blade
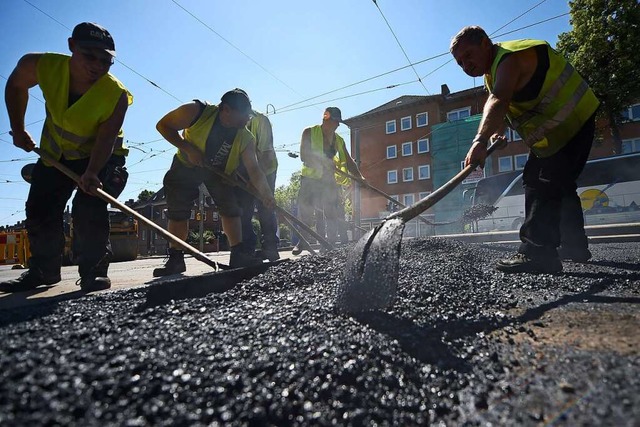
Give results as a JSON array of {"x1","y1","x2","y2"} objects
[{"x1": 337, "y1": 218, "x2": 405, "y2": 312}]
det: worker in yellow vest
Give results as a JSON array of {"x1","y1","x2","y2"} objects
[
  {"x1": 450, "y1": 26, "x2": 600, "y2": 274},
  {"x1": 153, "y1": 89, "x2": 276, "y2": 274},
  {"x1": 293, "y1": 107, "x2": 363, "y2": 255},
  {"x1": 1, "y1": 22, "x2": 132, "y2": 293},
  {"x1": 237, "y1": 111, "x2": 280, "y2": 261}
]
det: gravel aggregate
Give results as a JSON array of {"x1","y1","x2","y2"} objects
[{"x1": 0, "y1": 239, "x2": 638, "y2": 426}]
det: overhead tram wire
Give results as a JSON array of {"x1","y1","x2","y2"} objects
[
  {"x1": 371, "y1": 0, "x2": 430, "y2": 95},
  {"x1": 171, "y1": 0, "x2": 305, "y2": 100},
  {"x1": 489, "y1": 0, "x2": 549, "y2": 36},
  {"x1": 22, "y1": 0, "x2": 183, "y2": 104},
  {"x1": 271, "y1": 11, "x2": 570, "y2": 116}
]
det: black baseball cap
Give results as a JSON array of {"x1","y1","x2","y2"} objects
[
  {"x1": 72, "y1": 22, "x2": 116, "y2": 56},
  {"x1": 221, "y1": 88, "x2": 252, "y2": 115},
  {"x1": 324, "y1": 107, "x2": 343, "y2": 123}
]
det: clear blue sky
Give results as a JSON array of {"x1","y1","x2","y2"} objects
[{"x1": 0, "y1": 0, "x2": 572, "y2": 225}]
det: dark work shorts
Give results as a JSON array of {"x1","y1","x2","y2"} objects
[{"x1": 163, "y1": 155, "x2": 242, "y2": 220}]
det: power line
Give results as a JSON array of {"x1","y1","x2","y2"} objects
[
  {"x1": 490, "y1": 0, "x2": 549, "y2": 36},
  {"x1": 21, "y1": 0, "x2": 183, "y2": 104},
  {"x1": 171, "y1": 0, "x2": 304, "y2": 99},
  {"x1": 272, "y1": 11, "x2": 569, "y2": 115},
  {"x1": 371, "y1": 0, "x2": 430, "y2": 95}
]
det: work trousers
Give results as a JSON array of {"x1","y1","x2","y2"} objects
[
  {"x1": 25, "y1": 155, "x2": 124, "y2": 277},
  {"x1": 518, "y1": 114, "x2": 596, "y2": 258},
  {"x1": 239, "y1": 171, "x2": 279, "y2": 250},
  {"x1": 298, "y1": 176, "x2": 342, "y2": 244}
]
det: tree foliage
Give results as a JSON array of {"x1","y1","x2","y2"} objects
[
  {"x1": 556, "y1": 0, "x2": 640, "y2": 150},
  {"x1": 137, "y1": 189, "x2": 155, "y2": 203},
  {"x1": 274, "y1": 171, "x2": 301, "y2": 211}
]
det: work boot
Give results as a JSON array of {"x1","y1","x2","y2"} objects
[
  {"x1": 557, "y1": 246, "x2": 592, "y2": 262},
  {"x1": 79, "y1": 256, "x2": 111, "y2": 292},
  {"x1": 229, "y1": 243, "x2": 263, "y2": 269},
  {"x1": 260, "y1": 244, "x2": 280, "y2": 262},
  {"x1": 291, "y1": 245, "x2": 302, "y2": 256},
  {"x1": 495, "y1": 253, "x2": 563, "y2": 274},
  {"x1": 153, "y1": 248, "x2": 186, "y2": 277},
  {"x1": 0, "y1": 268, "x2": 61, "y2": 293}
]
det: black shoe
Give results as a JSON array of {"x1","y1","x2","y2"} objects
[
  {"x1": 230, "y1": 246, "x2": 263, "y2": 269},
  {"x1": 291, "y1": 245, "x2": 302, "y2": 256},
  {"x1": 78, "y1": 275, "x2": 111, "y2": 292},
  {"x1": 153, "y1": 248, "x2": 186, "y2": 277},
  {"x1": 261, "y1": 246, "x2": 280, "y2": 262},
  {"x1": 495, "y1": 253, "x2": 563, "y2": 274},
  {"x1": 0, "y1": 269, "x2": 61, "y2": 293},
  {"x1": 558, "y1": 247, "x2": 592, "y2": 262}
]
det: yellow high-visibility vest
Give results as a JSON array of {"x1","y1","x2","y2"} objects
[
  {"x1": 301, "y1": 125, "x2": 349, "y2": 184},
  {"x1": 248, "y1": 111, "x2": 278, "y2": 175},
  {"x1": 37, "y1": 53, "x2": 132, "y2": 160},
  {"x1": 485, "y1": 39, "x2": 599, "y2": 158},
  {"x1": 180, "y1": 102, "x2": 253, "y2": 175}
]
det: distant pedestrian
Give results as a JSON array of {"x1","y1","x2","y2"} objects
[
  {"x1": 450, "y1": 26, "x2": 600, "y2": 273},
  {"x1": 1, "y1": 22, "x2": 132, "y2": 292},
  {"x1": 153, "y1": 89, "x2": 275, "y2": 275}
]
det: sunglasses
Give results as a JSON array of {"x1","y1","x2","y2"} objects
[{"x1": 79, "y1": 50, "x2": 114, "y2": 67}]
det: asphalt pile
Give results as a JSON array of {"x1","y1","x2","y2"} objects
[{"x1": 0, "y1": 239, "x2": 638, "y2": 426}]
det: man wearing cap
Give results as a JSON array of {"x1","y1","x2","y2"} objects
[
  {"x1": 1, "y1": 22, "x2": 133, "y2": 293},
  {"x1": 153, "y1": 89, "x2": 276, "y2": 274},
  {"x1": 293, "y1": 107, "x2": 363, "y2": 254},
  {"x1": 237, "y1": 110, "x2": 280, "y2": 262}
]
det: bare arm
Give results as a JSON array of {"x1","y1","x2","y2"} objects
[
  {"x1": 156, "y1": 101, "x2": 203, "y2": 166},
  {"x1": 242, "y1": 142, "x2": 275, "y2": 209},
  {"x1": 78, "y1": 91, "x2": 129, "y2": 194},
  {"x1": 5, "y1": 53, "x2": 41, "y2": 152},
  {"x1": 465, "y1": 52, "x2": 526, "y2": 167}
]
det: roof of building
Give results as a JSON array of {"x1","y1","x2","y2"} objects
[{"x1": 343, "y1": 85, "x2": 486, "y2": 124}]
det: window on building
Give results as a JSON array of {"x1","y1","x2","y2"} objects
[
  {"x1": 402, "y1": 167, "x2": 414, "y2": 182},
  {"x1": 403, "y1": 194, "x2": 415, "y2": 206},
  {"x1": 417, "y1": 138, "x2": 429, "y2": 153},
  {"x1": 141, "y1": 230, "x2": 146, "y2": 241},
  {"x1": 511, "y1": 129, "x2": 522, "y2": 141},
  {"x1": 386, "y1": 145, "x2": 397, "y2": 159},
  {"x1": 387, "y1": 170, "x2": 398, "y2": 184},
  {"x1": 400, "y1": 116, "x2": 412, "y2": 131},
  {"x1": 514, "y1": 154, "x2": 528, "y2": 170},
  {"x1": 498, "y1": 156, "x2": 513, "y2": 172},
  {"x1": 621, "y1": 103, "x2": 640, "y2": 122},
  {"x1": 190, "y1": 210, "x2": 195, "y2": 220},
  {"x1": 401, "y1": 142, "x2": 413, "y2": 156},
  {"x1": 418, "y1": 191, "x2": 431, "y2": 200},
  {"x1": 622, "y1": 138, "x2": 640, "y2": 153},
  {"x1": 418, "y1": 164, "x2": 431, "y2": 180},
  {"x1": 386, "y1": 120, "x2": 396, "y2": 134},
  {"x1": 447, "y1": 107, "x2": 471, "y2": 122},
  {"x1": 416, "y1": 112, "x2": 428, "y2": 127}
]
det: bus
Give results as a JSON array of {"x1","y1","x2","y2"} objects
[{"x1": 472, "y1": 152, "x2": 640, "y2": 232}]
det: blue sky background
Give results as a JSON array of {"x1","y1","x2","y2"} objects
[{"x1": 0, "y1": 0, "x2": 572, "y2": 225}]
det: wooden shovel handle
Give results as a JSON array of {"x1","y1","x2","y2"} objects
[
  {"x1": 387, "y1": 141, "x2": 500, "y2": 223},
  {"x1": 32, "y1": 148, "x2": 224, "y2": 271}
]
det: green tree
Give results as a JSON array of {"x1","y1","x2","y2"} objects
[
  {"x1": 137, "y1": 189, "x2": 155, "y2": 203},
  {"x1": 274, "y1": 171, "x2": 301, "y2": 211},
  {"x1": 556, "y1": 0, "x2": 640, "y2": 153}
]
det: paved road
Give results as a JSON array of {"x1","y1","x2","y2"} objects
[{"x1": 0, "y1": 250, "x2": 304, "y2": 310}]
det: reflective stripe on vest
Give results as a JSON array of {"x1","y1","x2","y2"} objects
[
  {"x1": 301, "y1": 125, "x2": 348, "y2": 180},
  {"x1": 36, "y1": 53, "x2": 132, "y2": 160},
  {"x1": 486, "y1": 40, "x2": 599, "y2": 158},
  {"x1": 179, "y1": 102, "x2": 253, "y2": 175}
]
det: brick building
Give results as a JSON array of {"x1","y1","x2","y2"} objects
[{"x1": 343, "y1": 84, "x2": 639, "y2": 235}]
